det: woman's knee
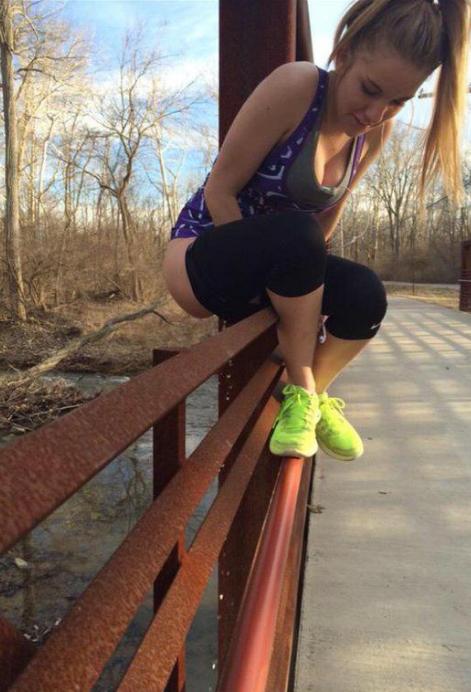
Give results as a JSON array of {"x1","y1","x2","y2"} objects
[
  {"x1": 325, "y1": 265, "x2": 387, "y2": 340},
  {"x1": 364, "y1": 268, "x2": 387, "y2": 321},
  {"x1": 349, "y1": 266, "x2": 387, "y2": 332}
]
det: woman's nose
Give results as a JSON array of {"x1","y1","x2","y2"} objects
[{"x1": 362, "y1": 102, "x2": 388, "y2": 126}]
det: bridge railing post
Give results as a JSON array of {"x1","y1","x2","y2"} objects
[
  {"x1": 153, "y1": 348, "x2": 187, "y2": 692},
  {"x1": 459, "y1": 240, "x2": 471, "y2": 312},
  {"x1": 217, "y1": 0, "x2": 313, "y2": 676}
]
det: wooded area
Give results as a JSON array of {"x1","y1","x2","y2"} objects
[{"x1": 0, "y1": 0, "x2": 469, "y2": 323}]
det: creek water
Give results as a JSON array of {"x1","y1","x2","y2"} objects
[{"x1": 0, "y1": 371, "x2": 220, "y2": 691}]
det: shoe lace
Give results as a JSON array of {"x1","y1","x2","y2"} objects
[
  {"x1": 273, "y1": 384, "x2": 317, "y2": 431},
  {"x1": 320, "y1": 396, "x2": 346, "y2": 431}
]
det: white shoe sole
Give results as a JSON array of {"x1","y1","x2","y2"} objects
[
  {"x1": 269, "y1": 442, "x2": 318, "y2": 459},
  {"x1": 317, "y1": 438, "x2": 364, "y2": 462}
]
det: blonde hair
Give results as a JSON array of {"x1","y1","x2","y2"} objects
[{"x1": 327, "y1": 0, "x2": 470, "y2": 211}]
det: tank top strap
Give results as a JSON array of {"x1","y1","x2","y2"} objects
[
  {"x1": 290, "y1": 66, "x2": 329, "y2": 144},
  {"x1": 261, "y1": 65, "x2": 328, "y2": 168},
  {"x1": 348, "y1": 133, "x2": 366, "y2": 187}
]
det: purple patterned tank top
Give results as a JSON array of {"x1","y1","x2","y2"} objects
[{"x1": 170, "y1": 66, "x2": 365, "y2": 239}]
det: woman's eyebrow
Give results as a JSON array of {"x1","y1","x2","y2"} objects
[{"x1": 366, "y1": 77, "x2": 414, "y2": 100}]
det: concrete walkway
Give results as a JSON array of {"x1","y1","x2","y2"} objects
[{"x1": 294, "y1": 297, "x2": 471, "y2": 692}]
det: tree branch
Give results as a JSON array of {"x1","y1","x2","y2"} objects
[{"x1": 1, "y1": 298, "x2": 176, "y2": 386}]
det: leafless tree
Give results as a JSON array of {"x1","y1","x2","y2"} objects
[
  {"x1": 367, "y1": 123, "x2": 421, "y2": 258},
  {"x1": 0, "y1": 0, "x2": 26, "y2": 319},
  {"x1": 60, "y1": 24, "x2": 209, "y2": 301}
]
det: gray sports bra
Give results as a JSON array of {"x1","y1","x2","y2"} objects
[{"x1": 285, "y1": 76, "x2": 359, "y2": 208}]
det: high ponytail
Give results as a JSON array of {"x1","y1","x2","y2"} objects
[
  {"x1": 327, "y1": 0, "x2": 470, "y2": 211},
  {"x1": 421, "y1": 0, "x2": 470, "y2": 209}
]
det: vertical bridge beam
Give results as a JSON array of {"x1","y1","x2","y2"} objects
[
  {"x1": 153, "y1": 349, "x2": 187, "y2": 692},
  {"x1": 218, "y1": 0, "x2": 313, "y2": 678},
  {"x1": 219, "y1": 0, "x2": 297, "y2": 142},
  {"x1": 459, "y1": 240, "x2": 471, "y2": 312}
]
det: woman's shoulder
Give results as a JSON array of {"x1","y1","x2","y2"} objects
[
  {"x1": 246, "y1": 61, "x2": 319, "y2": 127},
  {"x1": 272, "y1": 60, "x2": 319, "y2": 89},
  {"x1": 269, "y1": 61, "x2": 320, "y2": 125}
]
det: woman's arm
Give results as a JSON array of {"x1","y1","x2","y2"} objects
[
  {"x1": 203, "y1": 192, "x2": 243, "y2": 226},
  {"x1": 204, "y1": 61, "x2": 318, "y2": 226},
  {"x1": 315, "y1": 201, "x2": 348, "y2": 242}
]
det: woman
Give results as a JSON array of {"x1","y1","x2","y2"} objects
[{"x1": 163, "y1": 0, "x2": 470, "y2": 460}]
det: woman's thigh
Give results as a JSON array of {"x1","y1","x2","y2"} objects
[
  {"x1": 164, "y1": 211, "x2": 326, "y2": 321},
  {"x1": 163, "y1": 237, "x2": 214, "y2": 318},
  {"x1": 163, "y1": 215, "x2": 280, "y2": 321},
  {"x1": 183, "y1": 211, "x2": 326, "y2": 322}
]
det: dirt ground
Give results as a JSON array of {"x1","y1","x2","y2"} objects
[{"x1": 0, "y1": 294, "x2": 219, "y2": 377}]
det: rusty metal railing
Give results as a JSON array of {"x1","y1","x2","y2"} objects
[
  {"x1": 217, "y1": 457, "x2": 310, "y2": 692},
  {"x1": 0, "y1": 305, "x2": 315, "y2": 690},
  {"x1": 0, "y1": 310, "x2": 275, "y2": 688},
  {"x1": 459, "y1": 240, "x2": 471, "y2": 312},
  {"x1": 1, "y1": 1, "x2": 316, "y2": 689}
]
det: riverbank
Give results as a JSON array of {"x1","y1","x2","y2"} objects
[
  {"x1": 0, "y1": 296, "x2": 219, "y2": 436},
  {"x1": 0, "y1": 295, "x2": 218, "y2": 377}
]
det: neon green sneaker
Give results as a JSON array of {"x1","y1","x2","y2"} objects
[
  {"x1": 269, "y1": 384, "x2": 320, "y2": 459},
  {"x1": 316, "y1": 392, "x2": 364, "y2": 461}
]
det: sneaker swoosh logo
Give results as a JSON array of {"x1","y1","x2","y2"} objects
[{"x1": 370, "y1": 322, "x2": 382, "y2": 330}]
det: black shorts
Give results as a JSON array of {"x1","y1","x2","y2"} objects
[{"x1": 184, "y1": 212, "x2": 387, "y2": 340}]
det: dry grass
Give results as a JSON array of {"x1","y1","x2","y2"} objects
[
  {"x1": 0, "y1": 295, "x2": 219, "y2": 436},
  {"x1": 53, "y1": 294, "x2": 219, "y2": 373}
]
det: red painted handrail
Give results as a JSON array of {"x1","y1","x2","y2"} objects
[{"x1": 218, "y1": 458, "x2": 305, "y2": 691}]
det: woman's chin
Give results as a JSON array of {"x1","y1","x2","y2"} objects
[
  {"x1": 350, "y1": 114, "x2": 369, "y2": 131},
  {"x1": 342, "y1": 117, "x2": 364, "y2": 136}
]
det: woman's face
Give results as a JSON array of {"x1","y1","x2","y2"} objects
[{"x1": 332, "y1": 45, "x2": 429, "y2": 136}]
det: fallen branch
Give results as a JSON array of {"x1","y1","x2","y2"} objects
[{"x1": 1, "y1": 298, "x2": 171, "y2": 387}]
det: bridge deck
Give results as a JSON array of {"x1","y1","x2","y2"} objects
[{"x1": 294, "y1": 297, "x2": 471, "y2": 692}]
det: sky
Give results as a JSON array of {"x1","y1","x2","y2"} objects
[
  {"x1": 59, "y1": 0, "x2": 470, "y2": 185},
  {"x1": 62, "y1": 1, "x2": 219, "y2": 95}
]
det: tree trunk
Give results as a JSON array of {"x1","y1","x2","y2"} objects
[
  {"x1": 28, "y1": 130, "x2": 35, "y2": 226},
  {"x1": 394, "y1": 221, "x2": 401, "y2": 258},
  {"x1": 54, "y1": 158, "x2": 72, "y2": 305},
  {"x1": 36, "y1": 116, "x2": 55, "y2": 233},
  {"x1": 0, "y1": 0, "x2": 27, "y2": 320},
  {"x1": 155, "y1": 124, "x2": 177, "y2": 230},
  {"x1": 117, "y1": 193, "x2": 141, "y2": 301}
]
